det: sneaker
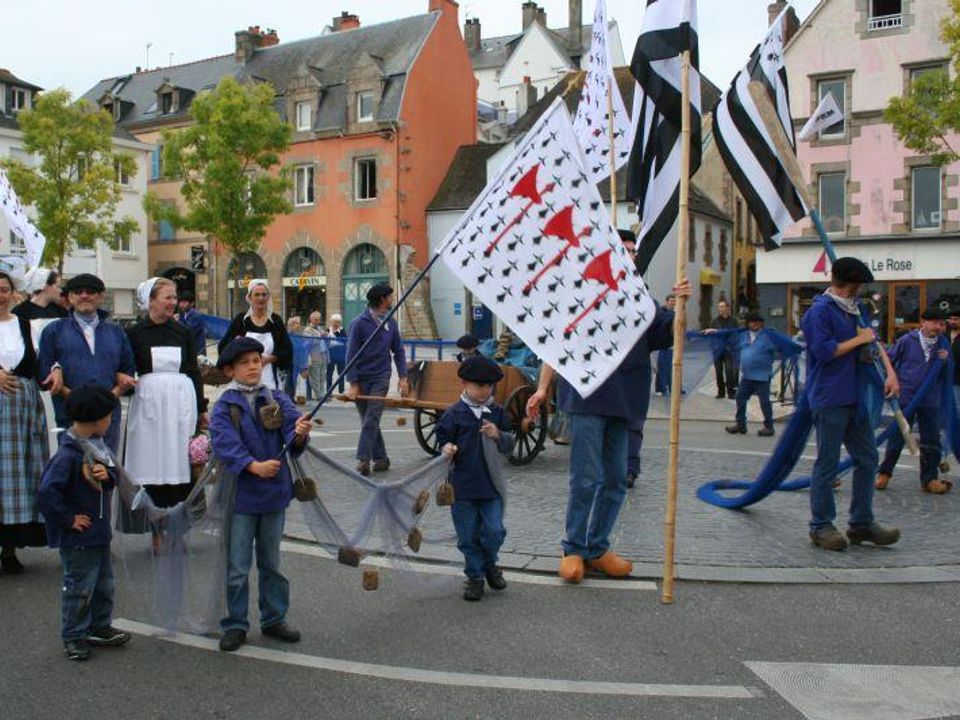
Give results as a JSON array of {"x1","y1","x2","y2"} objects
[
  {"x1": 757, "y1": 426, "x2": 775, "y2": 437},
  {"x1": 87, "y1": 626, "x2": 131, "y2": 647},
  {"x1": 463, "y1": 577, "x2": 485, "y2": 601},
  {"x1": 262, "y1": 622, "x2": 301, "y2": 643},
  {"x1": 356, "y1": 460, "x2": 371, "y2": 477},
  {"x1": 626, "y1": 473, "x2": 636, "y2": 489},
  {"x1": 847, "y1": 523, "x2": 900, "y2": 546},
  {"x1": 809, "y1": 525, "x2": 848, "y2": 551},
  {"x1": 0, "y1": 554, "x2": 24, "y2": 575},
  {"x1": 485, "y1": 566, "x2": 507, "y2": 591},
  {"x1": 725, "y1": 425, "x2": 747, "y2": 435},
  {"x1": 63, "y1": 639, "x2": 91, "y2": 661},
  {"x1": 219, "y1": 629, "x2": 246, "y2": 652},
  {"x1": 372, "y1": 458, "x2": 391, "y2": 472}
]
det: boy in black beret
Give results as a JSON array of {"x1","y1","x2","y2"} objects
[
  {"x1": 455, "y1": 334, "x2": 480, "y2": 362},
  {"x1": 37, "y1": 385, "x2": 132, "y2": 661},
  {"x1": 436, "y1": 355, "x2": 516, "y2": 601},
  {"x1": 208, "y1": 337, "x2": 313, "y2": 652}
]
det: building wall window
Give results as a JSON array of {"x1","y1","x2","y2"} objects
[
  {"x1": 687, "y1": 222, "x2": 696, "y2": 263},
  {"x1": 817, "y1": 79, "x2": 846, "y2": 137},
  {"x1": 912, "y1": 166, "x2": 941, "y2": 230},
  {"x1": 151, "y1": 145, "x2": 164, "y2": 180},
  {"x1": 160, "y1": 92, "x2": 173, "y2": 115},
  {"x1": 910, "y1": 65, "x2": 947, "y2": 87},
  {"x1": 354, "y1": 158, "x2": 377, "y2": 201},
  {"x1": 114, "y1": 232, "x2": 131, "y2": 254},
  {"x1": 704, "y1": 225, "x2": 714, "y2": 267},
  {"x1": 357, "y1": 91, "x2": 374, "y2": 122},
  {"x1": 114, "y1": 157, "x2": 130, "y2": 186},
  {"x1": 294, "y1": 165, "x2": 315, "y2": 207},
  {"x1": 719, "y1": 229, "x2": 728, "y2": 272},
  {"x1": 296, "y1": 101, "x2": 312, "y2": 131},
  {"x1": 735, "y1": 198, "x2": 743, "y2": 243},
  {"x1": 158, "y1": 219, "x2": 175, "y2": 242},
  {"x1": 869, "y1": 0, "x2": 902, "y2": 31},
  {"x1": 819, "y1": 172, "x2": 846, "y2": 233},
  {"x1": 10, "y1": 88, "x2": 26, "y2": 112}
]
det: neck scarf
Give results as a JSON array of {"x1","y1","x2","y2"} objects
[
  {"x1": 824, "y1": 288, "x2": 861, "y2": 316},
  {"x1": 460, "y1": 391, "x2": 494, "y2": 420},
  {"x1": 74, "y1": 310, "x2": 99, "y2": 353},
  {"x1": 918, "y1": 330, "x2": 937, "y2": 362}
]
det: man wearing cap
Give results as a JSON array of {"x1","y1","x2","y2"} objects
[
  {"x1": 176, "y1": 290, "x2": 207, "y2": 357},
  {"x1": 38, "y1": 274, "x2": 137, "y2": 452},
  {"x1": 725, "y1": 313, "x2": 777, "y2": 437},
  {"x1": 455, "y1": 334, "x2": 480, "y2": 362},
  {"x1": 876, "y1": 308, "x2": 952, "y2": 494},
  {"x1": 345, "y1": 283, "x2": 409, "y2": 476},
  {"x1": 801, "y1": 257, "x2": 900, "y2": 551}
]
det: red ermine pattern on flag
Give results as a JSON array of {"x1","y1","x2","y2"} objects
[
  {"x1": 440, "y1": 98, "x2": 656, "y2": 397},
  {"x1": 572, "y1": 0, "x2": 633, "y2": 185}
]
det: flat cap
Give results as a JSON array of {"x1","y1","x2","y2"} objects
[
  {"x1": 831, "y1": 257, "x2": 873, "y2": 284},
  {"x1": 457, "y1": 355, "x2": 504, "y2": 384},
  {"x1": 65, "y1": 385, "x2": 118, "y2": 423},
  {"x1": 217, "y1": 337, "x2": 265, "y2": 368},
  {"x1": 64, "y1": 273, "x2": 105, "y2": 294}
]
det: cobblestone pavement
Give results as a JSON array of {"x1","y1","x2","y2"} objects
[{"x1": 285, "y1": 405, "x2": 960, "y2": 579}]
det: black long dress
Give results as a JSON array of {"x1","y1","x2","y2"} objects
[{"x1": 218, "y1": 312, "x2": 293, "y2": 390}]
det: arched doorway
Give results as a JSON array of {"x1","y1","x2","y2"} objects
[
  {"x1": 162, "y1": 267, "x2": 196, "y2": 299},
  {"x1": 283, "y1": 247, "x2": 326, "y2": 322},
  {"x1": 226, "y1": 252, "x2": 268, "y2": 316},
  {"x1": 341, "y1": 243, "x2": 388, "y2": 326}
]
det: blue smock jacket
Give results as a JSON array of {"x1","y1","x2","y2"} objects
[
  {"x1": 345, "y1": 310, "x2": 407, "y2": 385},
  {"x1": 436, "y1": 400, "x2": 515, "y2": 501},
  {"x1": 887, "y1": 331, "x2": 950, "y2": 409},
  {"x1": 800, "y1": 294, "x2": 865, "y2": 412}
]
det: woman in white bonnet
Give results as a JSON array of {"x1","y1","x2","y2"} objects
[{"x1": 217, "y1": 279, "x2": 292, "y2": 391}]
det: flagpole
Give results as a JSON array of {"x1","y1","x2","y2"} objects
[
  {"x1": 745, "y1": 81, "x2": 918, "y2": 456},
  {"x1": 661, "y1": 49, "x2": 691, "y2": 605},
  {"x1": 607, "y1": 77, "x2": 618, "y2": 225}
]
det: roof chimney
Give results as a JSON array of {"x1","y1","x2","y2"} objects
[
  {"x1": 235, "y1": 26, "x2": 280, "y2": 65},
  {"x1": 522, "y1": 2, "x2": 539, "y2": 30},
  {"x1": 464, "y1": 17, "x2": 481, "y2": 53},
  {"x1": 516, "y1": 76, "x2": 538, "y2": 118},
  {"x1": 568, "y1": 0, "x2": 583, "y2": 53},
  {"x1": 767, "y1": 2, "x2": 800, "y2": 44},
  {"x1": 536, "y1": 7, "x2": 547, "y2": 26},
  {"x1": 429, "y1": 0, "x2": 460, "y2": 12},
  {"x1": 333, "y1": 11, "x2": 361, "y2": 31}
]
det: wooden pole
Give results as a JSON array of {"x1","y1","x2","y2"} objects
[
  {"x1": 661, "y1": 50, "x2": 692, "y2": 605},
  {"x1": 745, "y1": 81, "x2": 918, "y2": 455},
  {"x1": 607, "y1": 77, "x2": 618, "y2": 226}
]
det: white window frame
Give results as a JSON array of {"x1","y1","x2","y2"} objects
[
  {"x1": 294, "y1": 164, "x2": 315, "y2": 207},
  {"x1": 911, "y1": 166, "x2": 941, "y2": 231},
  {"x1": 357, "y1": 91, "x2": 374, "y2": 122},
  {"x1": 354, "y1": 158, "x2": 377, "y2": 201},
  {"x1": 868, "y1": 0, "x2": 903, "y2": 31},
  {"x1": 817, "y1": 79, "x2": 846, "y2": 138},
  {"x1": 114, "y1": 157, "x2": 131, "y2": 186},
  {"x1": 160, "y1": 92, "x2": 174, "y2": 115},
  {"x1": 114, "y1": 232, "x2": 132, "y2": 254},
  {"x1": 296, "y1": 101, "x2": 312, "y2": 131},
  {"x1": 10, "y1": 88, "x2": 26, "y2": 112},
  {"x1": 818, "y1": 172, "x2": 846, "y2": 235}
]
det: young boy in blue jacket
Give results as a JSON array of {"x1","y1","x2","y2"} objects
[
  {"x1": 436, "y1": 355, "x2": 515, "y2": 601},
  {"x1": 37, "y1": 385, "x2": 133, "y2": 661},
  {"x1": 208, "y1": 337, "x2": 313, "y2": 652}
]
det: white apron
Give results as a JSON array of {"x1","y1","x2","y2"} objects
[
  {"x1": 245, "y1": 331, "x2": 278, "y2": 390},
  {"x1": 125, "y1": 346, "x2": 197, "y2": 486}
]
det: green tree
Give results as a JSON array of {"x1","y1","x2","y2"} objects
[
  {"x1": 885, "y1": 0, "x2": 960, "y2": 165},
  {"x1": 145, "y1": 77, "x2": 292, "y2": 295},
  {"x1": 1, "y1": 89, "x2": 138, "y2": 274}
]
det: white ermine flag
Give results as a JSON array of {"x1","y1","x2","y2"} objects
[
  {"x1": 440, "y1": 98, "x2": 656, "y2": 397},
  {"x1": 798, "y1": 91, "x2": 844, "y2": 141},
  {"x1": 0, "y1": 167, "x2": 45, "y2": 268}
]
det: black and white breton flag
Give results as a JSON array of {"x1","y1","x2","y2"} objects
[
  {"x1": 712, "y1": 10, "x2": 807, "y2": 249},
  {"x1": 626, "y1": 0, "x2": 701, "y2": 275}
]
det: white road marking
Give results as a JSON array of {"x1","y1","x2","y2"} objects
[
  {"x1": 746, "y1": 661, "x2": 960, "y2": 720},
  {"x1": 113, "y1": 618, "x2": 756, "y2": 699},
  {"x1": 280, "y1": 541, "x2": 657, "y2": 591}
]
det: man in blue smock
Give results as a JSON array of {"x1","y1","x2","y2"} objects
[
  {"x1": 177, "y1": 291, "x2": 207, "y2": 356},
  {"x1": 344, "y1": 283, "x2": 409, "y2": 476},
  {"x1": 801, "y1": 257, "x2": 900, "y2": 552},
  {"x1": 725, "y1": 312, "x2": 777, "y2": 437},
  {"x1": 38, "y1": 274, "x2": 136, "y2": 452},
  {"x1": 876, "y1": 308, "x2": 952, "y2": 494}
]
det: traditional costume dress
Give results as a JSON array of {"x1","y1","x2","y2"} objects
[
  {"x1": 217, "y1": 280, "x2": 292, "y2": 392},
  {"x1": 0, "y1": 313, "x2": 50, "y2": 551}
]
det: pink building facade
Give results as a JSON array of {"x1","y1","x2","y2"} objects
[{"x1": 755, "y1": 0, "x2": 960, "y2": 341}]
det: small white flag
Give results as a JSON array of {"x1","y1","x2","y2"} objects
[
  {"x1": 798, "y1": 92, "x2": 844, "y2": 141},
  {"x1": 572, "y1": 0, "x2": 633, "y2": 185},
  {"x1": 440, "y1": 98, "x2": 656, "y2": 397}
]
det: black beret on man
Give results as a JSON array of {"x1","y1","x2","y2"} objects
[
  {"x1": 831, "y1": 257, "x2": 874, "y2": 284},
  {"x1": 921, "y1": 308, "x2": 947, "y2": 322},
  {"x1": 744, "y1": 312, "x2": 765, "y2": 324},
  {"x1": 217, "y1": 337, "x2": 265, "y2": 368},
  {"x1": 64, "y1": 273, "x2": 106, "y2": 294},
  {"x1": 456, "y1": 334, "x2": 480, "y2": 350},
  {"x1": 617, "y1": 228, "x2": 637, "y2": 244},
  {"x1": 366, "y1": 282, "x2": 394, "y2": 306},
  {"x1": 65, "y1": 385, "x2": 119, "y2": 423},
  {"x1": 457, "y1": 355, "x2": 504, "y2": 384}
]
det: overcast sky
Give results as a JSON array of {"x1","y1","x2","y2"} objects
[{"x1": 6, "y1": 0, "x2": 819, "y2": 98}]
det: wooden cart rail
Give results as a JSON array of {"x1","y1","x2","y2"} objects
[{"x1": 334, "y1": 394, "x2": 450, "y2": 412}]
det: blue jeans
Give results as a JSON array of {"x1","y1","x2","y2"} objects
[
  {"x1": 563, "y1": 413, "x2": 628, "y2": 559},
  {"x1": 655, "y1": 349, "x2": 672, "y2": 393},
  {"x1": 451, "y1": 498, "x2": 505, "y2": 578},
  {"x1": 810, "y1": 405, "x2": 877, "y2": 531},
  {"x1": 627, "y1": 417, "x2": 643, "y2": 478},
  {"x1": 879, "y1": 404, "x2": 942, "y2": 487},
  {"x1": 223, "y1": 510, "x2": 289, "y2": 633},
  {"x1": 59, "y1": 546, "x2": 114, "y2": 641},
  {"x1": 735, "y1": 379, "x2": 773, "y2": 428},
  {"x1": 355, "y1": 376, "x2": 390, "y2": 462}
]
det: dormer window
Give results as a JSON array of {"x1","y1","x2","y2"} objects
[
  {"x1": 11, "y1": 88, "x2": 26, "y2": 112},
  {"x1": 160, "y1": 92, "x2": 174, "y2": 115},
  {"x1": 357, "y1": 91, "x2": 374, "y2": 122},
  {"x1": 868, "y1": 0, "x2": 902, "y2": 31},
  {"x1": 296, "y1": 101, "x2": 312, "y2": 131}
]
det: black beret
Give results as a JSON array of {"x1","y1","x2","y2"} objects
[
  {"x1": 744, "y1": 312, "x2": 765, "y2": 324},
  {"x1": 178, "y1": 290, "x2": 195, "y2": 303},
  {"x1": 921, "y1": 308, "x2": 947, "y2": 321},
  {"x1": 217, "y1": 337, "x2": 265, "y2": 368},
  {"x1": 831, "y1": 257, "x2": 873, "y2": 284},
  {"x1": 366, "y1": 282, "x2": 393, "y2": 306},
  {"x1": 949, "y1": 307, "x2": 960, "y2": 318},
  {"x1": 456, "y1": 334, "x2": 480, "y2": 350},
  {"x1": 65, "y1": 385, "x2": 118, "y2": 423},
  {"x1": 617, "y1": 229, "x2": 637, "y2": 244},
  {"x1": 457, "y1": 355, "x2": 504, "y2": 384},
  {"x1": 64, "y1": 273, "x2": 105, "y2": 294}
]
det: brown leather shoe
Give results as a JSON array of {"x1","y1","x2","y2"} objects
[
  {"x1": 875, "y1": 473, "x2": 891, "y2": 490},
  {"x1": 356, "y1": 460, "x2": 371, "y2": 476},
  {"x1": 587, "y1": 551, "x2": 633, "y2": 578},
  {"x1": 923, "y1": 479, "x2": 953, "y2": 494},
  {"x1": 558, "y1": 555, "x2": 585, "y2": 584}
]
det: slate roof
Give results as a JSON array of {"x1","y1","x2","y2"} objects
[
  {"x1": 428, "y1": 142, "x2": 506, "y2": 211},
  {"x1": 0, "y1": 69, "x2": 43, "y2": 92},
  {"x1": 470, "y1": 22, "x2": 598, "y2": 71},
  {"x1": 80, "y1": 13, "x2": 439, "y2": 130}
]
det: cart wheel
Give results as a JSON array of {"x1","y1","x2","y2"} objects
[
  {"x1": 505, "y1": 385, "x2": 547, "y2": 466},
  {"x1": 414, "y1": 408, "x2": 442, "y2": 457}
]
